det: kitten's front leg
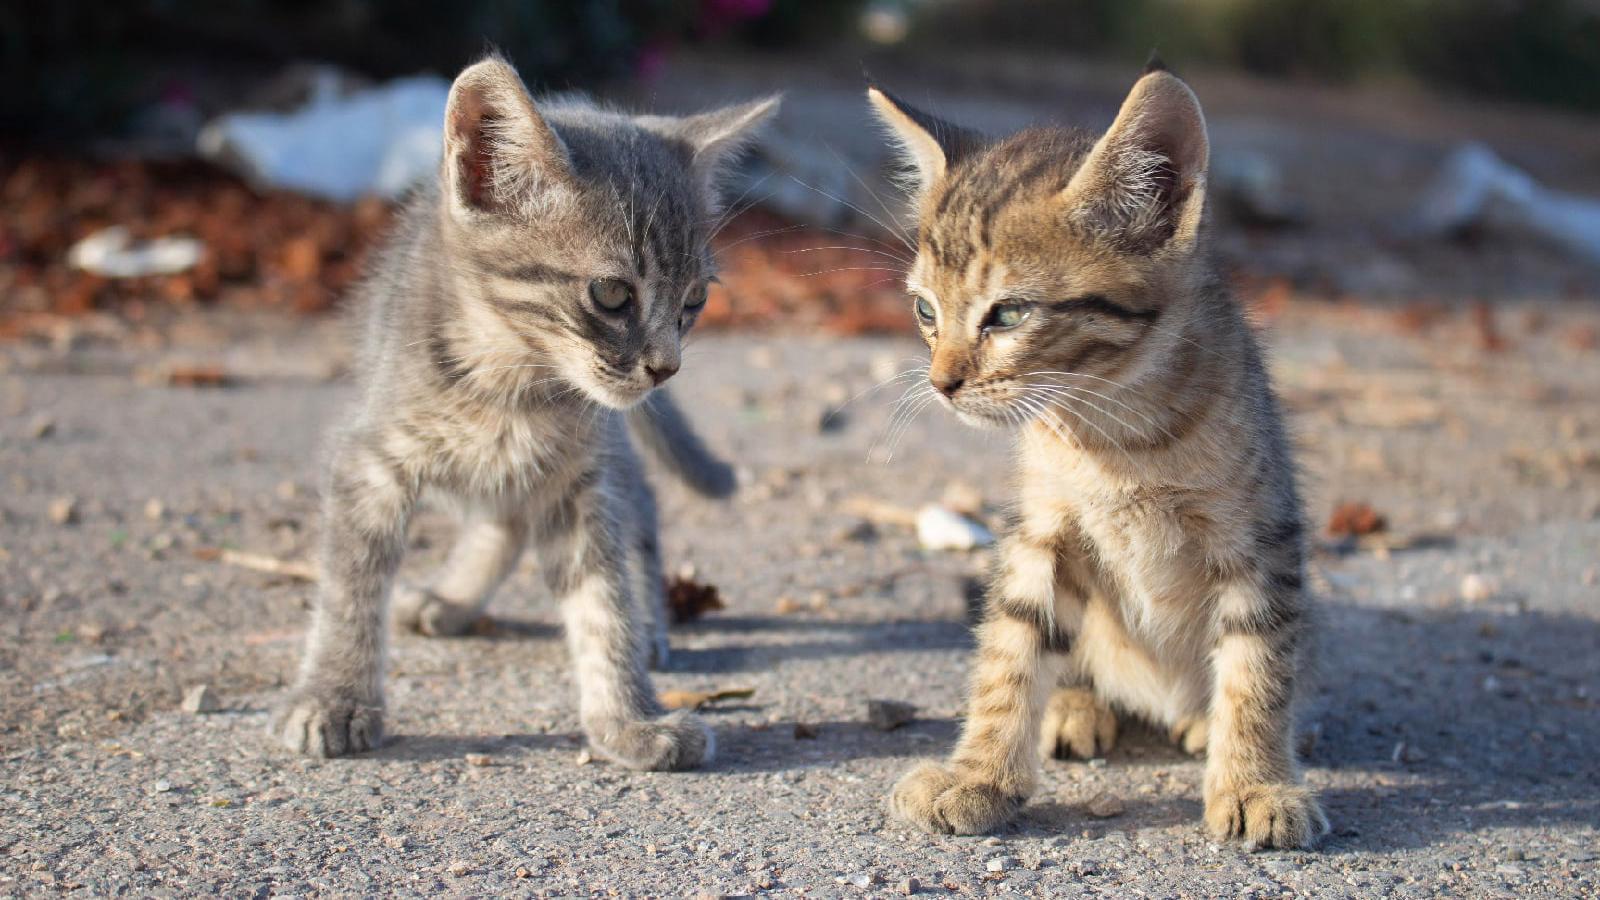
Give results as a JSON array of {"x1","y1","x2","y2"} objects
[
  {"x1": 537, "y1": 468, "x2": 709, "y2": 771},
  {"x1": 275, "y1": 438, "x2": 415, "y2": 757},
  {"x1": 891, "y1": 534, "x2": 1066, "y2": 834},
  {"x1": 1205, "y1": 579, "x2": 1328, "y2": 849}
]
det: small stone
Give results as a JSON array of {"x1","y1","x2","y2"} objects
[
  {"x1": 915, "y1": 504, "x2": 994, "y2": 551},
  {"x1": 793, "y1": 722, "x2": 819, "y2": 740},
  {"x1": 514, "y1": 866, "x2": 532, "y2": 878},
  {"x1": 752, "y1": 872, "x2": 774, "y2": 890},
  {"x1": 276, "y1": 480, "x2": 298, "y2": 501},
  {"x1": 181, "y1": 684, "x2": 220, "y2": 715},
  {"x1": 446, "y1": 861, "x2": 469, "y2": 876},
  {"x1": 1084, "y1": 791, "x2": 1125, "y2": 819},
  {"x1": 1460, "y1": 573, "x2": 1496, "y2": 603},
  {"x1": 1503, "y1": 848, "x2": 1526, "y2": 862},
  {"x1": 775, "y1": 595, "x2": 800, "y2": 615},
  {"x1": 898, "y1": 876, "x2": 920, "y2": 895},
  {"x1": 866, "y1": 699, "x2": 916, "y2": 731},
  {"x1": 153, "y1": 779, "x2": 174, "y2": 793},
  {"x1": 848, "y1": 873, "x2": 872, "y2": 888},
  {"x1": 574, "y1": 749, "x2": 593, "y2": 766},
  {"x1": 986, "y1": 856, "x2": 1015, "y2": 873},
  {"x1": 144, "y1": 498, "x2": 165, "y2": 520},
  {"x1": 48, "y1": 496, "x2": 78, "y2": 526},
  {"x1": 28, "y1": 415, "x2": 55, "y2": 439},
  {"x1": 464, "y1": 753, "x2": 492, "y2": 767}
]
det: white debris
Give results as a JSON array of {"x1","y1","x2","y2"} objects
[
  {"x1": 68, "y1": 227, "x2": 203, "y2": 278},
  {"x1": 915, "y1": 504, "x2": 993, "y2": 551},
  {"x1": 198, "y1": 68, "x2": 451, "y2": 201},
  {"x1": 1414, "y1": 142, "x2": 1600, "y2": 262}
]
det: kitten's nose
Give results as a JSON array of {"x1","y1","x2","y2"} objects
[
  {"x1": 646, "y1": 362, "x2": 679, "y2": 386},
  {"x1": 932, "y1": 375, "x2": 964, "y2": 397}
]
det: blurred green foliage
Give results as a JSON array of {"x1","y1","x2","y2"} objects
[{"x1": 911, "y1": 0, "x2": 1600, "y2": 110}]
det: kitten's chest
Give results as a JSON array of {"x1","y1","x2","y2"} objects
[{"x1": 413, "y1": 399, "x2": 596, "y2": 489}]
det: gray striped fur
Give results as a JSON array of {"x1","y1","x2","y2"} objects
[{"x1": 272, "y1": 56, "x2": 776, "y2": 771}]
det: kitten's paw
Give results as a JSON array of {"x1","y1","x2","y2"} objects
[
  {"x1": 1169, "y1": 716, "x2": 1208, "y2": 756},
  {"x1": 889, "y1": 762, "x2": 1024, "y2": 835},
  {"x1": 1041, "y1": 688, "x2": 1118, "y2": 760},
  {"x1": 587, "y1": 711, "x2": 711, "y2": 771},
  {"x1": 1204, "y1": 782, "x2": 1328, "y2": 850},
  {"x1": 273, "y1": 691, "x2": 383, "y2": 758},
  {"x1": 391, "y1": 583, "x2": 480, "y2": 637}
]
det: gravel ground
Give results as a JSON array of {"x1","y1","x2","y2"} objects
[{"x1": 2, "y1": 299, "x2": 1598, "y2": 898}]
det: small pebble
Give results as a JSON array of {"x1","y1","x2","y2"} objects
[
  {"x1": 48, "y1": 496, "x2": 78, "y2": 526},
  {"x1": 775, "y1": 595, "x2": 800, "y2": 615},
  {"x1": 986, "y1": 856, "x2": 1015, "y2": 873},
  {"x1": 180, "y1": 684, "x2": 220, "y2": 715},
  {"x1": 898, "y1": 876, "x2": 920, "y2": 895},
  {"x1": 514, "y1": 865, "x2": 532, "y2": 878},
  {"x1": 793, "y1": 722, "x2": 819, "y2": 740},
  {"x1": 866, "y1": 699, "x2": 916, "y2": 731},
  {"x1": 847, "y1": 873, "x2": 872, "y2": 888},
  {"x1": 1460, "y1": 573, "x2": 1496, "y2": 603},
  {"x1": 446, "y1": 861, "x2": 469, "y2": 876},
  {"x1": 1084, "y1": 791, "x2": 1125, "y2": 819},
  {"x1": 1504, "y1": 848, "x2": 1525, "y2": 861},
  {"x1": 28, "y1": 415, "x2": 55, "y2": 439},
  {"x1": 144, "y1": 498, "x2": 165, "y2": 520},
  {"x1": 574, "y1": 749, "x2": 593, "y2": 766},
  {"x1": 153, "y1": 779, "x2": 174, "y2": 793},
  {"x1": 464, "y1": 753, "x2": 492, "y2": 767}
]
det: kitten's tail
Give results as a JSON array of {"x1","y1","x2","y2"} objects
[{"x1": 626, "y1": 389, "x2": 737, "y2": 499}]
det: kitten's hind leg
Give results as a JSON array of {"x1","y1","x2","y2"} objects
[
  {"x1": 536, "y1": 463, "x2": 709, "y2": 771},
  {"x1": 275, "y1": 436, "x2": 415, "y2": 757},
  {"x1": 1040, "y1": 685, "x2": 1119, "y2": 760},
  {"x1": 392, "y1": 501, "x2": 531, "y2": 637}
]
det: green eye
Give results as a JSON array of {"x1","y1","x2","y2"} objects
[
  {"x1": 589, "y1": 279, "x2": 633, "y2": 311},
  {"x1": 985, "y1": 302, "x2": 1029, "y2": 329},
  {"x1": 685, "y1": 281, "x2": 710, "y2": 310},
  {"x1": 914, "y1": 296, "x2": 936, "y2": 324}
]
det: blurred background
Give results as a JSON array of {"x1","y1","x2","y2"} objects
[{"x1": 4, "y1": 0, "x2": 1600, "y2": 343}]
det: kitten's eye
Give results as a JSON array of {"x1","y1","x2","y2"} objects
[
  {"x1": 983, "y1": 301, "x2": 1030, "y2": 330},
  {"x1": 685, "y1": 280, "x2": 710, "y2": 310},
  {"x1": 914, "y1": 296, "x2": 936, "y2": 325},
  {"x1": 588, "y1": 279, "x2": 633, "y2": 311}
]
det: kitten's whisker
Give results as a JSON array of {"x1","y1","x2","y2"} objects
[
  {"x1": 1024, "y1": 382, "x2": 1176, "y2": 444},
  {"x1": 1020, "y1": 390, "x2": 1138, "y2": 470},
  {"x1": 829, "y1": 365, "x2": 929, "y2": 423},
  {"x1": 709, "y1": 224, "x2": 808, "y2": 256},
  {"x1": 868, "y1": 380, "x2": 930, "y2": 463},
  {"x1": 786, "y1": 175, "x2": 914, "y2": 250},
  {"x1": 881, "y1": 390, "x2": 939, "y2": 463},
  {"x1": 782, "y1": 246, "x2": 914, "y2": 265},
  {"x1": 798, "y1": 265, "x2": 904, "y2": 278},
  {"x1": 1023, "y1": 386, "x2": 1155, "y2": 450},
  {"x1": 825, "y1": 143, "x2": 914, "y2": 249}
]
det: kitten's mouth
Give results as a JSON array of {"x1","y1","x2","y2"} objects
[
  {"x1": 941, "y1": 393, "x2": 1013, "y2": 430},
  {"x1": 583, "y1": 378, "x2": 655, "y2": 410}
]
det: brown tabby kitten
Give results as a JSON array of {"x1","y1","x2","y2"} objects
[
  {"x1": 868, "y1": 62, "x2": 1328, "y2": 848},
  {"x1": 273, "y1": 56, "x2": 776, "y2": 771}
]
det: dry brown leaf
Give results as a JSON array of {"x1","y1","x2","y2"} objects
[
  {"x1": 657, "y1": 687, "x2": 755, "y2": 711},
  {"x1": 665, "y1": 573, "x2": 724, "y2": 624},
  {"x1": 1326, "y1": 502, "x2": 1386, "y2": 538}
]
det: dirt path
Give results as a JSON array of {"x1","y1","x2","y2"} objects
[{"x1": 2, "y1": 299, "x2": 1597, "y2": 898}]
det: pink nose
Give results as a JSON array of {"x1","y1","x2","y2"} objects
[{"x1": 932, "y1": 375, "x2": 964, "y2": 397}]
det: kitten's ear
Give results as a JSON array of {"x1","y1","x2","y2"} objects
[
  {"x1": 663, "y1": 96, "x2": 782, "y2": 206},
  {"x1": 1062, "y1": 69, "x2": 1209, "y2": 252},
  {"x1": 866, "y1": 86, "x2": 981, "y2": 201},
  {"x1": 442, "y1": 56, "x2": 572, "y2": 218}
]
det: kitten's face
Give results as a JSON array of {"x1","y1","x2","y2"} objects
[
  {"x1": 868, "y1": 72, "x2": 1209, "y2": 430},
  {"x1": 440, "y1": 58, "x2": 777, "y2": 410},
  {"x1": 448, "y1": 165, "x2": 717, "y2": 410}
]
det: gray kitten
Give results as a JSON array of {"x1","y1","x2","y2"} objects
[{"x1": 273, "y1": 56, "x2": 777, "y2": 771}]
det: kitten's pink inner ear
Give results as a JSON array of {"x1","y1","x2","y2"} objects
[{"x1": 453, "y1": 105, "x2": 496, "y2": 209}]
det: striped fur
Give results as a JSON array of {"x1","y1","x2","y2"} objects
[
  {"x1": 273, "y1": 56, "x2": 776, "y2": 771},
  {"x1": 872, "y1": 69, "x2": 1327, "y2": 847}
]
